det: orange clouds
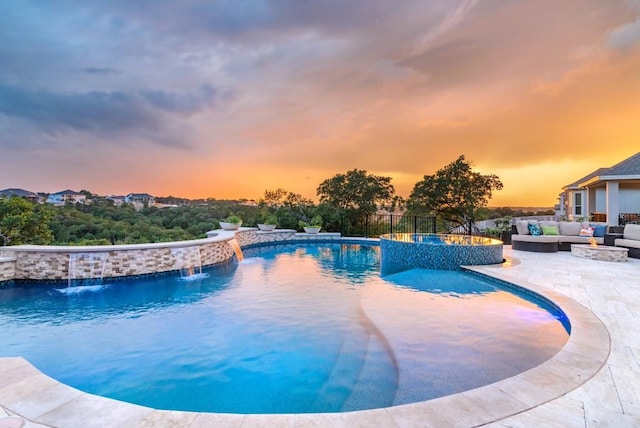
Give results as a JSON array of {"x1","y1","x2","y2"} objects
[{"x1": 3, "y1": 1, "x2": 640, "y2": 207}]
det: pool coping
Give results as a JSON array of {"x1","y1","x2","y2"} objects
[{"x1": 0, "y1": 251, "x2": 611, "y2": 427}]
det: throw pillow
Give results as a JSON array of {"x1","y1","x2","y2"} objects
[
  {"x1": 541, "y1": 225, "x2": 559, "y2": 235},
  {"x1": 591, "y1": 224, "x2": 607, "y2": 237},
  {"x1": 579, "y1": 226, "x2": 595, "y2": 237},
  {"x1": 528, "y1": 222, "x2": 542, "y2": 236}
]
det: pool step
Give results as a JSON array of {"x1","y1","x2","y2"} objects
[
  {"x1": 310, "y1": 320, "x2": 370, "y2": 412},
  {"x1": 340, "y1": 306, "x2": 398, "y2": 411}
]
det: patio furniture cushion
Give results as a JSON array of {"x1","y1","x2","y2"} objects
[
  {"x1": 512, "y1": 234, "x2": 558, "y2": 243},
  {"x1": 623, "y1": 224, "x2": 640, "y2": 241},
  {"x1": 541, "y1": 225, "x2": 559, "y2": 235},
  {"x1": 558, "y1": 222, "x2": 582, "y2": 236},
  {"x1": 615, "y1": 238, "x2": 640, "y2": 249},
  {"x1": 560, "y1": 236, "x2": 604, "y2": 244},
  {"x1": 515, "y1": 220, "x2": 530, "y2": 235}
]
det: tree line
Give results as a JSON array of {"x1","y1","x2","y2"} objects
[{"x1": 1, "y1": 155, "x2": 550, "y2": 246}]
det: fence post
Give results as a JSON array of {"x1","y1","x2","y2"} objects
[{"x1": 365, "y1": 215, "x2": 369, "y2": 238}]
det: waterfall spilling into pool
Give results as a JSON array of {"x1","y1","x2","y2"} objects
[
  {"x1": 67, "y1": 252, "x2": 109, "y2": 288},
  {"x1": 170, "y1": 246, "x2": 204, "y2": 279},
  {"x1": 227, "y1": 238, "x2": 244, "y2": 262}
]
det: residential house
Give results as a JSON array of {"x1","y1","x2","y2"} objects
[
  {"x1": 125, "y1": 193, "x2": 156, "y2": 210},
  {"x1": 46, "y1": 190, "x2": 87, "y2": 206},
  {"x1": 106, "y1": 195, "x2": 127, "y2": 207},
  {"x1": 0, "y1": 188, "x2": 41, "y2": 203},
  {"x1": 559, "y1": 152, "x2": 640, "y2": 225}
]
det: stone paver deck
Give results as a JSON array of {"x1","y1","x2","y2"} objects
[
  {"x1": 480, "y1": 247, "x2": 640, "y2": 427},
  {"x1": 1, "y1": 246, "x2": 639, "y2": 427}
]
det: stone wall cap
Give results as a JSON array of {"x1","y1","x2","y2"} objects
[{"x1": 6, "y1": 235, "x2": 234, "y2": 253}]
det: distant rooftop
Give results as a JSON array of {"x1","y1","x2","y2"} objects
[
  {"x1": 53, "y1": 189, "x2": 83, "y2": 196},
  {"x1": 0, "y1": 188, "x2": 39, "y2": 198}
]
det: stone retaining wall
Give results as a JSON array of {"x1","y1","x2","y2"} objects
[
  {"x1": 0, "y1": 228, "x2": 343, "y2": 283},
  {"x1": 1, "y1": 237, "x2": 234, "y2": 282},
  {"x1": 232, "y1": 229, "x2": 341, "y2": 247}
]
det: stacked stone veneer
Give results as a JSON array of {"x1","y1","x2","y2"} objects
[
  {"x1": 571, "y1": 244, "x2": 628, "y2": 262},
  {"x1": 0, "y1": 228, "x2": 343, "y2": 282},
  {"x1": 0, "y1": 256, "x2": 16, "y2": 282},
  {"x1": 231, "y1": 229, "x2": 341, "y2": 247},
  {"x1": 1, "y1": 238, "x2": 234, "y2": 282}
]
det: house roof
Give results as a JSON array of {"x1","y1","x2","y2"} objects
[
  {"x1": 565, "y1": 152, "x2": 640, "y2": 189},
  {"x1": 54, "y1": 189, "x2": 83, "y2": 196},
  {"x1": 127, "y1": 193, "x2": 154, "y2": 199},
  {"x1": 605, "y1": 152, "x2": 640, "y2": 176},
  {"x1": 0, "y1": 188, "x2": 39, "y2": 198},
  {"x1": 564, "y1": 168, "x2": 609, "y2": 190}
]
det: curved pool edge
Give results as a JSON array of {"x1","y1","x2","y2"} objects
[{"x1": 0, "y1": 253, "x2": 611, "y2": 427}]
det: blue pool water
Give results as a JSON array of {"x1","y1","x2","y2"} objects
[{"x1": 0, "y1": 243, "x2": 569, "y2": 414}]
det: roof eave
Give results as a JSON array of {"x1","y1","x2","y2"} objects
[{"x1": 576, "y1": 174, "x2": 640, "y2": 188}]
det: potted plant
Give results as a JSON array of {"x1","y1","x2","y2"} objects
[
  {"x1": 257, "y1": 214, "x2": 278, "y2": 231},
  {"x1": 219, "y1": 214, "x2": 242, "y2": 230},
  {"x1": 487, "y1": 216, "x2": 512, "y2": 244},
  {"x1": 299, "y1": 215, "x2": 323, "y2": 234}
]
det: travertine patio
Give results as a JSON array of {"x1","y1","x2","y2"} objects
[{"x1": 1, "y1": 245, "x2": 639, "y2": 427}]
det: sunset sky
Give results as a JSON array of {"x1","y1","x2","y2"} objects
[{"x1": 1, "y1": 0, "x2": 639, "y2": 206}]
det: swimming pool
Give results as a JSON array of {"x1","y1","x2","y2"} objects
[{"x1": 0, "y1": 243, "x2": 569, "y2": 414}]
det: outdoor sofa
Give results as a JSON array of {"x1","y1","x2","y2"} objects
[
  {"x1": 613, "y1": 224, "x2": 640, "y2": 259},
  {"x1": 511, "y1": 220, "x2": 609, "y2": 253}
]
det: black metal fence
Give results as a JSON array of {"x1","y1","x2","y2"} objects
[
  {"x1": 337, "y1": 214, "x2": 437, "y2": 238},
  {"x1": 619, "y1": 213, "x2": 640, "y2": 225}
]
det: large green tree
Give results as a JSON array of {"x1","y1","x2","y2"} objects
[
  {"x1": 0, "y1": 197, "x2": 54, "y2": 245},
  {"x1": 407, "y1": 155, "x2": 503, "y2": 234},
  {"x1": 316, "y1": 169, "x2": 399, "y2": 216},
  {"x1": 258, "y1": 188, "x2": 316, "y2": 229}
]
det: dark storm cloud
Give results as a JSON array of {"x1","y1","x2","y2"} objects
[
  {"x1": 90, "y1": 0, "x2": 396, "y2": 37},
  {"x1": 140, "y1": 85, "x2": 230, "y2": 114},
  {"x1": 0, "y1": 84, "x2": 155, "y2": 132},
  {"x1": 0, "y1": 84, "x2": 229, "y2": 133},
  {"x1": 83, "y1": 67, "x2": 122, "y2": 75}
]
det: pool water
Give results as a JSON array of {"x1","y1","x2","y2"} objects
[{"x1": 0, "y1": 243, "x2": 569, "y2": 414}]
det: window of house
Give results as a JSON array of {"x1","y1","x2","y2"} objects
[{"x1": 574, "y1": 193, "x2": 582, "y2": 216}]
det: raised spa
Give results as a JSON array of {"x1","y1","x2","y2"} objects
[{"x1": 380, "y1": 233, "x2": 504, "y2": 274}]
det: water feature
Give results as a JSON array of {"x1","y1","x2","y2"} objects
[
  {"x1": 227, "y1": 238, "x2": 244, "y2": 262},
  {"x1": 67, "y1": 252, "x2": 109, "y2": 288},
  {"x1": 0, "y1": 243, "x2": 568, "y2": 414},
  {"x1": 380, "y1": 233, "x2": 504, "y2": 274},
  {"x1": 170, "y1": 246, "x2": 204, "y2": 279}
]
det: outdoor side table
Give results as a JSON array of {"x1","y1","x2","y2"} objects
[{"x1": 604, "y1": 233, "x2": 623, "y2": 246}]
